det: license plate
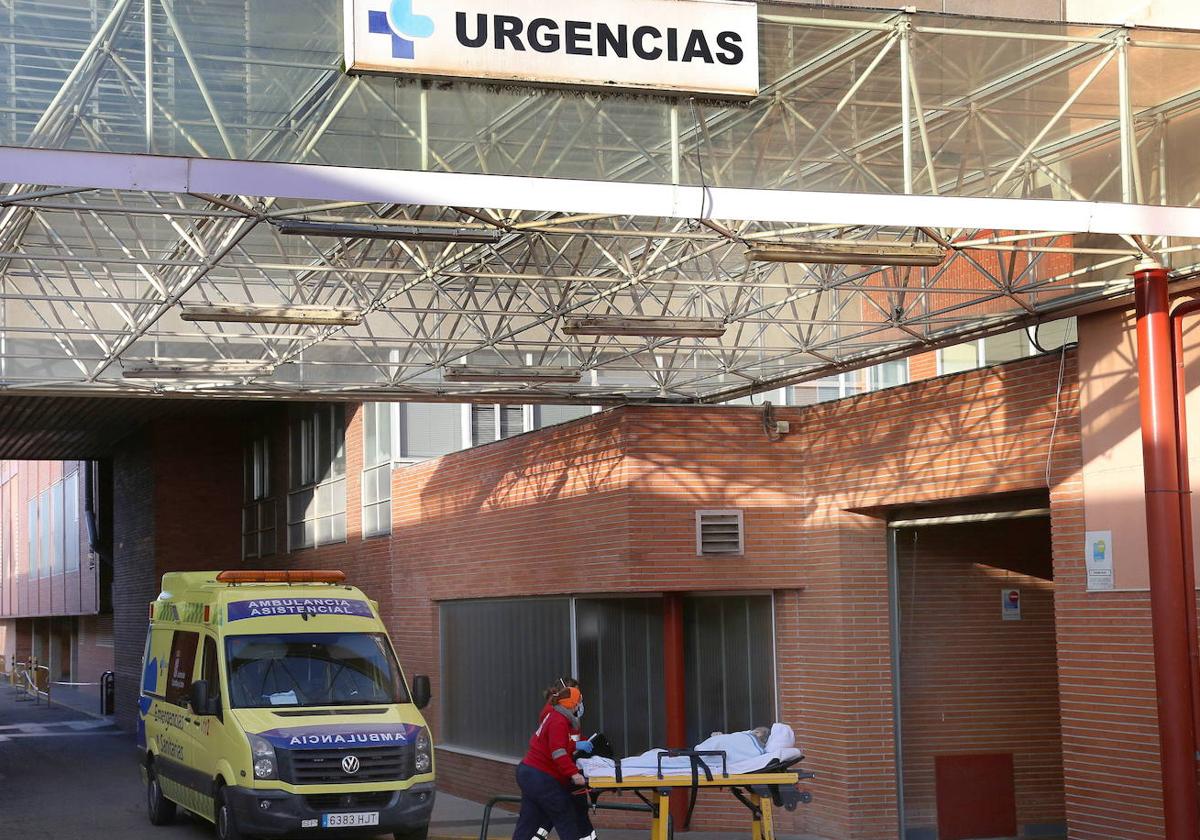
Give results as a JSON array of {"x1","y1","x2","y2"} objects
[{"x1": 321, "y1": 812, "x2": 380, "y2": 828}]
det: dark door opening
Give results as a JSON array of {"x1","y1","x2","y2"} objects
[{"x1": 890, "y1": 506, "x2": 1066, "y2": 840}]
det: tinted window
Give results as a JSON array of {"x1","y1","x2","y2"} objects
[
  {"x1": 165, "y1": 631, "x2": 200, "y2": 707},
  {"x1": 440, "y1": 599, "x2": 571, "y2": 758},
  {"x1": 202, "y1": 635, "x2": 222, "y2": 715}
]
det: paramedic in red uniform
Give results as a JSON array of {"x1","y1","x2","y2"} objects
[{"x1": 512, "y1": 678, "x2": 596, "y2": 840}]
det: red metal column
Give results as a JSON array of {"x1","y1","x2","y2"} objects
[
  {"x1": 1133, "y1": 259, "x2": 1200, "y2": 839},
  {"x1": 1171, "y1": 298, "x2": 1200, "y2": 754},
  {"x1": 663, "y1": 593, "x2": 688, "y2": 830}
]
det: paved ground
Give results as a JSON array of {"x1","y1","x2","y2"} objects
[{"x1": 0, "y1": 688, "x2": 800, "y2": 840}]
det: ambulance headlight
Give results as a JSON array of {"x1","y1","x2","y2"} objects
[
  {"x1": 248, "y1": 734, "x2": 277, "y2": 780},
  {"x1": 415, "y1": 727, "x2": 432, "y2": 774}
]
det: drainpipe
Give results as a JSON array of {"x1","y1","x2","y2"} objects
[
  {"x1": 1170, "y1": 296, "x2": 1200, "y2": 756},
  {"x1": 1133, "y1": 258, "x2": 1199, "y2": 839}
]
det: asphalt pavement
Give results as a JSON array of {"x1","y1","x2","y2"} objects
[
  {"x1": 0, "y1": 689, "x2": 523, "y2": 840},
  {"x1": 0, "y1": 688, "x2": 807, "y2": 840}
]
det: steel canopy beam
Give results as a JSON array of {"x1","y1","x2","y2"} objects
[{"x1": 2, "y1": 147, "x2": 1200, "y2": 239}]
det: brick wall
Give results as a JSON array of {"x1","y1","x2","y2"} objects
[
  {"x1": 112, "y1": 435, "x2": 156, "y2": 732},
  {"x1": 100, "y1": 353, "x2": 1102, "y2": 838},
  {"x1": 895, "y1": 519, "x2": 1065, "y2": 837},
  {"x1": 76, "y1": 613, "x2": 114, "y2": 685},
  {"x1": 317, "y1": 352, "x2": 1075, "y2": 840}
]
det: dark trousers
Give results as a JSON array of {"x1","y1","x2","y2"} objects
[{"x1": 512, "y1": 763, "x2": 594, "y2": 840}]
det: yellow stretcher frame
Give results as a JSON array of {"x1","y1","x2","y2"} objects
[{"x1": 586, "y1": 772, "x2": 807, "y2": 840}]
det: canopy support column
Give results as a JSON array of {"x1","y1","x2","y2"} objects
[{"x1": 1134, "y1": 258, "x2": 1199, "y2": 839}]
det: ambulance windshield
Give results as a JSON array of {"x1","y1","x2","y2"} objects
[{"x1": 225, "y1": 632, "x2": 409, "y2": 708}]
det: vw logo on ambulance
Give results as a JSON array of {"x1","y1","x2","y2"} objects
[
  {"x1": 342, "y1": 755, "x2": 362, "y2": 775},
  {"x1": 344, "y1": 0, "x2": 760, "y2": 98}
]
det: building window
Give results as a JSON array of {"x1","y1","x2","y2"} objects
[
  {"x1": 63, "y1": 473, "x2": 79, "y2": 573},
  {"x1": 440, "y1": 599, "x2": 573, "y2": 758},
  {"x1": 27, "y1": 497, "x2": 37, "y2": 579},
  {"x1": 532, "y1": 404, "x2": 596, "y2": 429},
  {"x1": 362, "y1": 403, "x2": 393, "y2": 539},
  {"x1": 400, "y1": 403, "x2": 464, "y2": 460},
  {"x1": 287, "y1": 405, "x2": 346, "y2": 551},
  {"x1": 242, "y1": 435, "x2": 276, "y2": 560},
  {"x1": 440, "y1": 594, "x2": 777, "y2": 759},
  {"x1": 49, "y1": 480, "x2": 63, "y2": 576},
  {"x1": 788, "y1": 373, "x2": 860, "y2": 406},
  {"x1": 867, "y1": 360, "x2": 908, "y2": 392},
  {"x1": 470, "y1": 404, "x2": 526, "y2": 446},
  {"x1": 38, "y1": 489, "x2": 50, "y2": 578},
  {"x1": 683, "y1": 594, "x2": 777, "y2": 745},
  {"x1": 937, "y1": 321, "x2": 1076, "y2": 376},
  {"x1": 938, "y1": 341, "x2": 981, "y2": 375},
  {"x1": 575, "y1": 598, "x2": 666, "y2": 756}
]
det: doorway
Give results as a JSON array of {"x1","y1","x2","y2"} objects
[{"x1": 889, "y1": 497, "x2": 1066, "y2": 840}]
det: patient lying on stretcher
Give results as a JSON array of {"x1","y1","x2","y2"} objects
[{"x1": 576, "y1": 723, "x2": 803, "y2": 779}]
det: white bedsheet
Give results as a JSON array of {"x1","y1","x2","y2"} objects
[{"x1": 578, "y1": 724, "x2": 803, "y2": 779}]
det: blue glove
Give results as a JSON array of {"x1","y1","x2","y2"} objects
[{"x1": 574, "y1": 738, "x2": 595, "y2": 755}]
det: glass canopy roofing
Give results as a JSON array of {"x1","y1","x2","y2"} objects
[{"x1": 0, "y1": 0, "x2": 1198, "y2": 404}]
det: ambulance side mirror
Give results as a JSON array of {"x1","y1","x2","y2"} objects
[
  {"x1": 189, "y1": 680, "x2": 214, "y2": 716},
  {"x1": 411, "y1": 675, "x2": 431, "y2": 710}
]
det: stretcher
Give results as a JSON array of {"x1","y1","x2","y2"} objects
[{"x1": 583, "y1": 750, "x2": 815, "y2": 840}]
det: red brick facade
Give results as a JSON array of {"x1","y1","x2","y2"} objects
[{"x1": 99, "y1": 345, "x2": 1184, "y2": 839}]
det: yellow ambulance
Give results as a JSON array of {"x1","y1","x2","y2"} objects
[{"x1": 137, "y1": 570, "x2": 434, "y2": 840}]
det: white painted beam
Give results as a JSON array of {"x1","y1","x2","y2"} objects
[{"x1": 2, "y1": 145, "x2": 1200, "y2": 238}]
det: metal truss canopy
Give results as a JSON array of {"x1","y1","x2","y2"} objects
[{"x1": 0, "y1": 1, "x2": 1198, "y2": 405}]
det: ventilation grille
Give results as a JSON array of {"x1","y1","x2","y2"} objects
[{"x1": 696, "y1": 510, "x2": 744, "y2": 556}]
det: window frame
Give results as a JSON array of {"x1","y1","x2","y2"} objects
[
  {"x1": 242, "y1": 434, "x2": 276, "y2": 561},
  {"x1": 63, "y1": 472, "x2": 79, "y2": 573},
  {"x1": 27, "y1": 496, "x2": 37, "y2": 580},
  {"x1": 866, "y1": 359, "x2": 910, "y2": 392},
  {"x1": 38, "y1": 488, "x2": 50, "y2": 578},
  {"x1": 200, "y1": 634, "x2": 224, "y2": 720},
  {"x1": 361, "y1": 403, "x2": 394, "y2": 539},
  {"x1": 164, "y1": 629, "x2": 200, "y2": 708},
  {"x1": 286, "y1": 405, "x2": 347, "y2": 552},
  {"x1": 437, "y1": 591, "x2": 778, "y2": 762},
  {"x1": 465, "y1": 404, "x2": 529, "y2": 447}
]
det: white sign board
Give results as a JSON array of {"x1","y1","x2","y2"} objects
[
  {"x1": 1001, "y1": 588, "x2": 1021, "y2": 621},
  {"x1": 344, "y1": 0, "x2": 761, "y2": 97},
  {"x1": 1085, "y1": 530, "x2": 1114, "y2": 591}
]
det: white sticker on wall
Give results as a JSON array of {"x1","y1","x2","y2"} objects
[{"x1": 1085, "y1": 530, "x2": 1114, "y2": 591}]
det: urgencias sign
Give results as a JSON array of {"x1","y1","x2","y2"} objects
[{"x1": 344, "y1": 0, "x2": 760, "y2": 97}]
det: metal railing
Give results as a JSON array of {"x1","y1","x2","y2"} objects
[
  {"x1": 9, "y1": 657, "x2": 52, "y2": 706},
  {"x1": 478, "y1": 795, "x2": 653, "y2": 840}
]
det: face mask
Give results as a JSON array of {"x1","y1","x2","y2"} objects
[{"x1": 574, "y1": 701, "x2": 585, "y2": 719}]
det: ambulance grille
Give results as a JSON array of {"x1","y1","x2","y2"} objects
[
  {"x1": 281, "y1": 744, "x2": 415, "y2": 784},
  {"x1": 304, "y1": 791, "x2": 394, "y2": 811}
]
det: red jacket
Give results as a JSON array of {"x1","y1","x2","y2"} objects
[{"x1": 523, "y1": 703, "x2": 582, "y2": 784}]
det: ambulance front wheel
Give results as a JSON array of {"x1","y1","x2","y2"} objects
[
  {"x1": 146, "y1": 763, "x2": 177, "y2": 826},
  {"x1": 216, "y1": 786, "x2": 250, "y2": 840}
]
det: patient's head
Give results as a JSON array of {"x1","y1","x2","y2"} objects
[{"x1": 751, "y1": 726, "x2": 771, "y2": 747}]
